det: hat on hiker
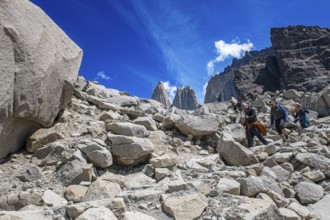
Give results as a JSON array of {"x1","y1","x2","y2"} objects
[
  {"x1": 241, "y1": 102, "x2": 248, "y2": 109},
  {"x1": 268, "y1": 100, "x2": 276, "y2": 106}
]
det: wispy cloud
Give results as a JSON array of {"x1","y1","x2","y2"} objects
[
  {"x1": 96, "y1": 71, "x2": 111, "y2": 81},
  {"x1": 203, "y1": 82, "x2": 208, "y2": 97},
  {"x1": 207, "y1": 39, "x2": 253, "y2": 75},
  {"x1": 112, "y1": 1, "x2": 207, "y2": 102},
  {"x1": 163, "y1": 81, "x2": 177, "y2": 102}
]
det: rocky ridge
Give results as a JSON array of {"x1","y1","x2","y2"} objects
[
  {"x1": 151, "y1": 83, "x2": 199, "y2": 110},
  {"x1": 205, "y1": 26, "x2": 330, "y2": 103},
  {"x1": 172, "y1": 86, "x2": 199, "y2": 110},
  {"x1": 151, "y1": 81, "x2": 171, "y2": 109},
  {"x1": 0, "y1": 76, "x2": 329, "y2": 219}
]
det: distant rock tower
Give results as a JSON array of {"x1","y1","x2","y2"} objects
[
  {"x1": 151, "y1": 81, "x2": 171, "y2": 108},
  {"x1": 173, "y1": 86, "x2": 198, "y2": 110}
]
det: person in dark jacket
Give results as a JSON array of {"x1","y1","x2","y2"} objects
[
  {"x1": 269, "y1": 101, "x2": 289, "y2": 142},
  {"x1": 293, "y1": 103, "x2": 310, "y2": 128},
  {"x1": 242, "y1": 103, "x2": 268, "y2": 148}
]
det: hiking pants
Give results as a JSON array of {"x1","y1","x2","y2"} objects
[
  {"x1": 247, "y1": 125, "x2": 268, "y2": 148},
  {"x1": 275, "y1": 118, "x2": 285, "y2": 134}
]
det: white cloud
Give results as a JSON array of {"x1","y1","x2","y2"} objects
[
  {"x1": 203, "y1": 81, "x2": 208, "y2": 97},
  {"x1": 96, "y1": 71, "x2": 111, "y2": 81},
  {"x1": 163, "y1": 81, "x2": 177, "y2": 102},
  {"x1": 207, "y1": 39, "x2": 253, "y2": 75}
]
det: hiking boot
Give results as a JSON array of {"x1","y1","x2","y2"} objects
[{"x1": 285, "y1": 134, "x2": 289, "y2": 140}]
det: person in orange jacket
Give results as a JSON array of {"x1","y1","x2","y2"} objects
[{"x1": 242, "y1": 103, "x2": 268, "y2": 148}]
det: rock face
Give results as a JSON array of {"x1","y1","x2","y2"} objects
[
  {"x1": 173, "y1": 86, "x2": 199, "y2": 110},
  {"x1": 151, "y1": 81, "x2": 171, "y2": 108},
  {"x1": 0, "y1": 0, "x2": 83, "y2": 158},
  {"x1": 271, "y1": 26, "x2": 330, "y2": 92},
  {"x1": 205, "y1": 26, "x2": 330, "y2": 102}
]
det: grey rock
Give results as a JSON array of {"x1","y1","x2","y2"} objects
[
  {"x1": 107, "y1": 96, "x2": 139, "y2": 107},
  {"x1": 149, "y1": 155, "x2": 176, "y2": 168},
  {"x1": 288, "y1": 202, "x2": 310, "y2": 219},
  {"x1": 303, "y1": 170, "x2": 326, "y2": 182},
  {"x1": 271, "y1": 165, "x2": 291, "y2": 182},
  {"x1": 240, "y1": 176, "x2": 267, "y2": 197},
  {"x1": 224, "y1": 196, "x2": 283, "y2": 220},
  {"x1": 124, "y1": 211, "x2": 157, "y2": 220},
  {"x1": 295, "y1": 182, "x2": 324, "y2": 204},
  {"x1": 26, "y1": 128, "x2": 64, "y2": 153},
  {"x1": 308, "y1": 194, "x2": 330, "y2": 220},
  {"x1": 0, "y1": 192, "x2": 43, "y2": 211},
  {"x1": 76, "y1": 206, "x2": 118, "y2": 220},
  {"x1": 66, "y1": 198, "x2": 125, "y2": 220},
  {"x1": 295, "y1": 153, "x2": 330, "y2": 170},
  {"x1": 278, "y1": 208, "x2": 301, "y2": 220},
  {"x1": 77, "y1": 140, "x2": 113, "y2": 168},
  {"x1": 283, "y1": 89, "x2": 302, "y2": 100},
  {"x1": 134, "y1": 116, "x2": 158, "y2": 131},
  {"x1": 303, "y1": 85, "x2": 330, "y2": 117},
  {"x1": 64, "y1": 185, "x2": 88, "y2": 203},
  {"x1": 218, "y1": 132, "x2": 259, "y2": 166},
  {"x1": 42, "y1": 190, "x2": 67, "y2": 207},
  {"x1": 162, "y1": 113, "x2": 181, "y2": 129},
  {"x1": 0, "y1": 209, "x2": 55, "y2": 220},
  {"x1": 123, "y1": 173, "x2": 156, "y2": 190},
  {"x1": 267, "y1": 191, "x2": 290, "y2": 208},
  {"x1": 56, "y1": 159, "x2": 93, "y2": 186},
  {"x1": 155, "y1": 168, "x2": 171, "y2": 182},
  {"x1": 216, "y1": 178, "x2": 240, "y2": 195},
  {"x1": 106, "y1": 122, "x2": 148, "y2": 138},
  {"x1": 175, "y1": 115, "x2": 219, "y2": 136},
  {"x1": 107, "y1": 134, "x2": 154, "y2": 166},
  {"x1": 81, "y1": 179, "x2": 121, "y2": 202},
  {"x1": 16, "y1": 165, "x2": 41, "y2": 182},
  {"x1": 34, "y1": 142, "x2": 69, "y2": 166},
  {"x1": 161, "y1": 193, "x2": 208, "y2": 220}
]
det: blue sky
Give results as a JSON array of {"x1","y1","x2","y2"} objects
[{"x1": 31, "y1": 0, "x2": 330, "y2": 103}]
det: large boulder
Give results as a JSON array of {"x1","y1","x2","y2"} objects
[
  {"x1": 295, "y1": 153, "x2": 330, "y2": 170},
  {"x1": 217, "y1": 132, "x2": 258, "y2": 166},
  {"x1": 107, "y1": 134, "x2": 154, "y2": 166},
  {"x1": 175, "y1": 115, "x2": 219, "y2": 136},
  {"x1": 295, "y1": 182, "x2": 324, "y2": 204},
  {"x1": 301, "y1": 85, "x2": 330, "y2": 117},
  {"x1": 0, "y1": 0, "x2": 82, "y2": 158}
]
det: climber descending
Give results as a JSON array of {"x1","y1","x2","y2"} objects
[{"x1": 241, "y1": 103, "x2": 268, "y2": 148}]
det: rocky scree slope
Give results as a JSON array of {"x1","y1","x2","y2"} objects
[
  {"x1": 0, "y1": 77, "x2": 329, "y2": 220},
  {"x1": 205, "y1": 26, "x2": 330, "y2": 103},
  {"x1": 1, "y1": 1, "x2": 330, "y2": 219}
]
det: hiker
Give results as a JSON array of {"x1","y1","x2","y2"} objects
[
  {"x1": 269, "y1": 101, "x2": 289, "y2": 142},
  {"x1": 293, "y1": 103, "x2": 310, "y2": 128},
  {"x1": 241, "y1": 103, "x2": 268, "y2": 148}
]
